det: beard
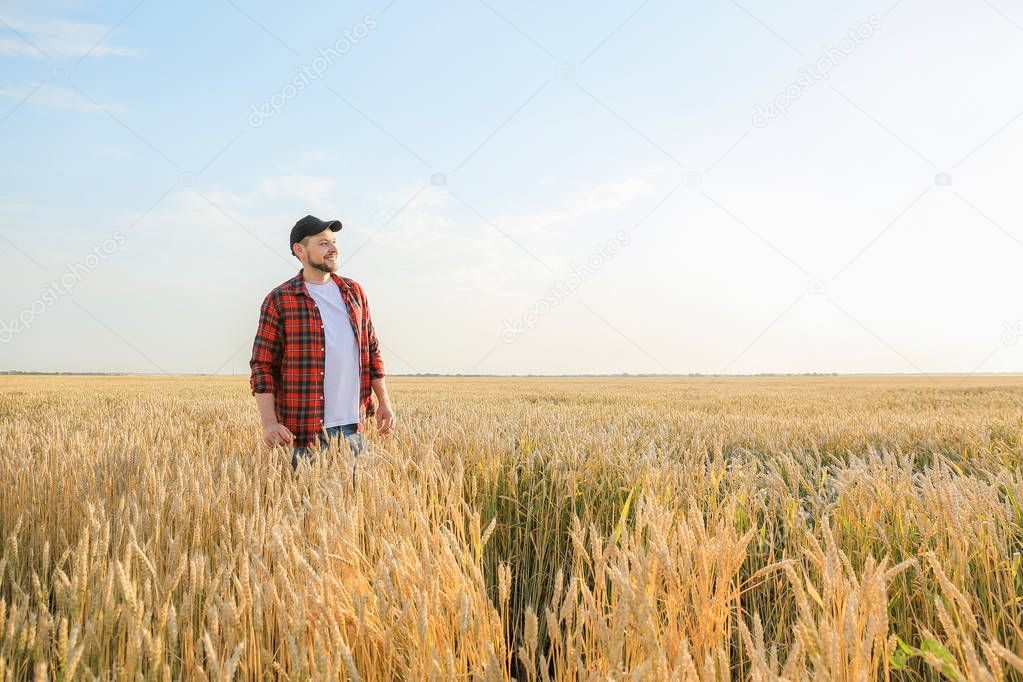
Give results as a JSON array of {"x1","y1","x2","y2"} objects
[{"x1": 309, "y1": 254, "x2": 338, "y2": 273}]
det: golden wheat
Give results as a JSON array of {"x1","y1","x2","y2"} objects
[{"x1": 0, "y1": 374, "x2": 1020, "y2": 680}]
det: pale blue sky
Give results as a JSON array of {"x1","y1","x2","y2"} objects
[{"x1": 1, "y1": 0, "x2": 1022, "y2": 375}]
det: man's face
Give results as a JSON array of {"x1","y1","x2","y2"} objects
[{"x1": 295, "y1": 229, "x2": 338, "y2": 272}]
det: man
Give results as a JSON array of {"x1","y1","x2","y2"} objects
[{"x1": 249, "y1": 214, "x2": 395, "y2": 471}]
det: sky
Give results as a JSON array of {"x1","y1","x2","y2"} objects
[{"x1": 1, "y1": 0, "x2": 1022, "y2": 376}]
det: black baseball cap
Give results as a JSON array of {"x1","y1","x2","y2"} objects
[{"x1": 289, "y1": 215, "x2": 342, "y2": 252}]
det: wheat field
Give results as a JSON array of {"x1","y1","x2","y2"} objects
[{"x1": 0, "y1": 374, "x2": 1020, "y2": 681}]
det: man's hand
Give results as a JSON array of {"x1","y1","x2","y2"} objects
[
  {"x1": 375, "y1": 403, "x2": 396, "y2": 435},
  {"x1": 263, "y1": 422, "x2": 294, "y2": 447}
]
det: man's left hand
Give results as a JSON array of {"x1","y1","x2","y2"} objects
[{"x1": 376, "y1": 403, "x2": 396, "y2": 435}]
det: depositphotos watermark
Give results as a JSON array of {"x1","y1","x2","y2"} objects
[
  {"x1": 752, "y1": 15, "x2": 882, "y2": 128},
  {"x1": 0, "y1": 230, "x2": 126, "y2": 343},
  {"x1": 500, "y1": 230, "x2": 632, "y2": 343},
  {"x1": 1002, "y1": 320, "x2": 1023, "y2": 346},
  {"x1": 248, "y1": 15, "x2": 378, "y2": 128}
]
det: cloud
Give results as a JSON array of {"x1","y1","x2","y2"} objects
[
  {"x1": 361, "y1": 174, "x2": 666, "y2": 295},
  {"x1": 113, "y1": 188, "x2": 300, "y2": 270},
  {"x1": 369, "y1": 175, "x2": 655, "y2": 245},
  {"x1": 107, "y1": 177, "x2": 347, "y2": 269},
  {"x1": 258, "y1": 175, "x2": 335, "y2": 207},
  {"x1": 0, "y1": 198, "x2": 31, "y2": 213},
  {"x1": 370, "y1": 175, "x2": 658, "y2": 253},
  {"x1": 370, "y1": 184, "x2": 451, "y2": 210},
  {"x1": 100, "y1": 170, "x2": 667, "y2": 299},
  {"x1": 499, "y1": 177, "x2": 653, "y2": 237},
  {"x1": 364, "y1": 185, "x2": 458, "y2": 251},
  {"x1": 298, "y1": 149, "x2": 331, "y2": 162},
  {"x1": 0, "y1": 15, "x2": 140, "y2": 61},
  {"x1": 0, "y1": 83, "x2": 123, "y2": 112}
]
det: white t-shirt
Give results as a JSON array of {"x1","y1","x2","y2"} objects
[{"x1": 304, "y1": 279, "x2": 361, "y2": 427}]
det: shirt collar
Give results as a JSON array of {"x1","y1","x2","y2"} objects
[{"x1": 289, "y1": 268, "x2": 348, "y2": 298}]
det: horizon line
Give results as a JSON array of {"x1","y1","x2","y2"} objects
[{"x1": 2, "y1": 371, "x2": 1021, "y2": 378}]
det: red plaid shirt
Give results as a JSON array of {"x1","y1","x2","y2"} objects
[{"x1": 249, "y1": 268, "x2": 385, "y2": 447}]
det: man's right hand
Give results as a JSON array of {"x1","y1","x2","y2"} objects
[{"x1": 262, "y1": 422, "x2": 295, "y2": 447}]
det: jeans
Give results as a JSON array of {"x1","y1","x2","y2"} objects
[{"x1": 291, "y1": 423, "x2": 364, "y2": 484}]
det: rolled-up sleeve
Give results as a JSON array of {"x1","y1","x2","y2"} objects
[{"x1": 250, "y1": 294, "x2": 283, "y2": 395}]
